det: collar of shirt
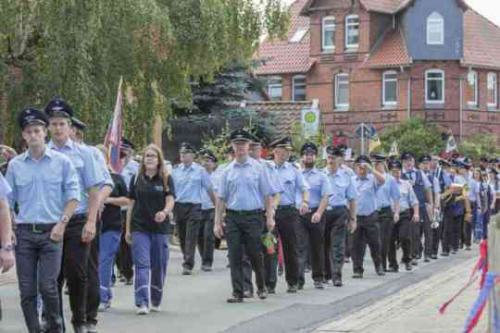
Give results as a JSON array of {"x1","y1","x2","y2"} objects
[
  {"x1": 21, "y1": 147, "x2": 54, "y2": 162},
  {"x1": 303, "y1": 167, "x2": 319, "y2": 175},
  {"x1": 48, "y1": 138, "x2": 76, "y2": 152},
  {"x1": 356, "y1": 175, "x2": 369, "y2": 181},
  {"x1": 232, "y1": 158, "x2": 253, "y2": 168}
]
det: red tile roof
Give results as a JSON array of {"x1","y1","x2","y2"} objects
[
  {"x1": 462, "y1": 9, "x2": 500, "y2": 69},
  {"x1": 245, "y1": 101, "x2": 310, "y2": 135},
  {"x1": 360, "y1": 0, "x2": 411, "y2": 14},
  {"x1": 254, "y1": 0, "x2": 315, "y2": 75},
  {"x1": 363, "y1": 28, "x2": 412, "y2": 68}
]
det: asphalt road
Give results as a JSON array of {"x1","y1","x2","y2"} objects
[{"x1": 0, "y1": 245, "x2": 476, "y2": 333}]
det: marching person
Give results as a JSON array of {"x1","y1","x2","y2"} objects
[
  {"x1": 97, "y1": 147, "x2": 129, "y2": 311},
  {"x1": 270, "y1": 137, "x2": 308, "y2": 293},
  {"x1": 296, "y1": 143, "x2": 332, "y2": 290},
  {"x1": 351, "y1": 155, "x2": 385, "y2": 278},
  {"x1": 401, "y1": 152, "x2": 433, "y2": 265},
  {"x1": 324, "y1": 146, "x2": 356, "y2": 287},
  {"x1": 125, "y1": 144, "x2": 175, "y2": 314},
  {"x1": 45, "y1": 97, "x2": 105, "y2": 333},
  {"x1": 0, "y1": 172, "x2": 14, "y2": 273},
  {"x1": 373, "y1": 154, "x2": 400, "y2": 272},
  {"x1": 6, "y1": 108, "x2": 80, "y2": 333},
  {"x1": 387, "y1": 160, "x2": 419, "y2": 272},
  {"x1": 172, "y1": 143, "x2": 216, "y2": 275},
  {"x1": 214, "y1": 129, "x2": 277, "y2": 303}
]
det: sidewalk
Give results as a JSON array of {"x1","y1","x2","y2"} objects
[{"x1": 314, "y1": 257, "x2": 487, "y2": 333}]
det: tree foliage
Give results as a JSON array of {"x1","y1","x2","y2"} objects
[
  {"x1": 378, "y1": 118, "x2": 444, "y2": 158},
  {"x1": 0, "y1": 0, "x2": 289, "y2": 147},
  {"x1": 459, "y1": 133, "x2": 500, "y2": 160}
]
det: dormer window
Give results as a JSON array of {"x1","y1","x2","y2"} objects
[
  {"x1": 345, "y1": 15, "x2": 360, "y2": 49},
  {"x1": 290, "y1": 27, "x2": 308, "y2": 43},
  {"x1": 427, "y1": 12, "x2": 444, "y2": 45}
]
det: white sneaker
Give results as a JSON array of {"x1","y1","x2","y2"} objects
[
  {"x1": 136, "y1": 305, "x2": 149, "y2": 315},
  {"x1": 150, "y1": 305, "x2": 161, "y2": 312}
]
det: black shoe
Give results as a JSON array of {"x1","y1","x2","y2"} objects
[
  {"x1": 314, "y1": 281, "x2": 324, "y2": 289},
  {"x1": 376, "y1": 268, "x2": 385, "y2": 276},
  {"x1": 287, "y1": 285, "x2": 298, "y2": 293},
  {"x1": 465, "y1": 246, "x2": 472, "y2": 251},
  {"x1": 333, "y1": 278, "x2": 343, "y2": 287},
  {"x1": 267, "y1": 287, "x2": 276, "y2": 294},
  {"x1": 352, "y1": 272, "x2": 363, "y2": 279},
  {"x1": 73, "y1": 326, "x2": 87, "y2": 333},
  {"x1": 201, "y1": 264, "x2": 212, "y2": 272},
  {"x1": 182, "y1": 267, "x2": 192, "y2": 275},
  {"x1": 451, "y1": 249, "x2": 458, "y2": 255},
  {"x1": 297, "y1": 283, "x2": 304, "y2": 290},
  {"x1": 227, "y1": 296, "x2": 243, "y2": 303},
  {"x1": 416, "y1": 254, "x2": 422, "y2": 260},
  {"x1": 431, "y1": 254, "x2": 438, "y2": 260},
  {"x1": 405, "y1": 263, "x2": 412, "y2": 271},
  {"x1": 243, "y1": 291, "x2": 253, "y2": 298},
  {"x1": 411, "y1": 259, "x2": 418, "y2": 266},
  {"x1": 125, "y1": 278, "x2": 133, "y2": 286},
  {"x1": 87, "y1": 323, "x2": 98, "y2": 333},
  {"x1": 387, "y1": 267, "x2": 399, "y2": 273},
  {"x1": 344, "y1": 257, "x2": 351, "y2": 264},
  {"x1": 441, "y1": 252, "x2": 449, "y2": 257},
  {"x1": 424, "y1": 257, "x2": 430, "y2": 263},
  {"x1": 257, "y1": 289, "x2": 268, "y2": 300}
]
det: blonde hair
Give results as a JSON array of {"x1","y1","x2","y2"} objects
[{"x1": 138, "y1": 144, "x2": 170, "y2": 191}]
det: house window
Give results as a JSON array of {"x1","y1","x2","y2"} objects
[
  {"x1": 488, "y1": 72, "x2": 498, "y2": 108},
  {"x1": 322, "y1": 16, "x2": 336, "y2": 52},
  {"x1": 293, "y1": 75, "x2": 306, "y2": 101},
  {"x1": 335, "y1": 73, "x2": 349, "y2": 109},
  {"x1": 425, "y1": 69, "x2": 445, "y2": 104},
  {"x1": 382, "y1": 71, "x2": 398, "y2": 106},
  {"x1": 267, "y1": 77, "x2": 282, "y2": 101},
  {"x1": 345, "y1": 15, "x2": 360, "y2": 49},
  {"x1": 427, "y1": 12, "x2": 444, "y2": 45},
  {"x1": 466, "y1": 71, "x2": 478, "y2": 107},
  {"x1": 290, "y1": 27, "x2": 308, "y2": 43}
]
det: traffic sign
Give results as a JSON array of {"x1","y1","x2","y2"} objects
[{"x1": 355, "y1": 123, "x2": 376, "y2": 139}]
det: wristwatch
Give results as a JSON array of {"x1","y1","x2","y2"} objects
[
  {"x1": 60, "y1": 215, "x2": 70, "y2": 224},
  {"x1": 1, "y1": 244, "x2": 14, "y2": 252}
]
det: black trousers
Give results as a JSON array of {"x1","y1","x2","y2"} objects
[
  {"x1": 297, "y1": 208, "x2": 325, "y2": 284},
  {"x1": 324, "y1": 207, "x2": 349, "y2": 280},
  {"x1": 377, "y1": 207, "x2": 394, "y2": 270},
  {"x1": 198, "y1": 209, "x2": 215, "y2": 267},
  {"x1": 58, "y1": 216, "x2": 90, "y2": 328},
  {"x1": 275, "y1": 207, "x2": 300, "y2": 287},
  {"x1": 463, "y1": 203, "x2": 474, "y2": 247},
  {"x1": 86, "y1": 230, "x2": 100, "y2": 325},
  {"x1": 442, "y1": 212, "x2": 463, "y2": 253},
  {"x1": 225, "y1": 211, "x2": 265, "y2": 297},
  {"x1": 352, "y1": 213, "x2": 381, "y2": 274},
  {"x1": 116, "y1": 212, "x2": 133, "y2": 280},
  {"x1": 388, "y1": 210, "x2": 413, "y2": 268},
  {"x1": 175, "y1": 203, "x2": 202, "y2": 270},
  {"x1": 412, "y1": 206, "x2": 432, "y2": 258}
]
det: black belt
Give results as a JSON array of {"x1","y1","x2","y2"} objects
[
  {"x1": 379, "y1": 206, "x2": 392, "y2": 212},
  {"x1": 17, "y1": 223, "x2": 56, "y2": 233},
  {"x1": 177, "y1": 202, "x2": 201, "y2": 207},
  {"x1": 276, "y1": 205, "x2": 296, "y2": 211},
  {"x1": 71, "y1": 213, "x2": 88, "y2": 221},
  {"x1": 227, "y1": 209, "x2": 262, "y2": 217}
]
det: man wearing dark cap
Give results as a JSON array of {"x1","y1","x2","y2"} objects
[
  {"x1": 351, "y1": 155, "x2": 386, "y2": 278},
  {"x1": 296, "y1": 143, "x2": 332, "y2": 289},
  {"x1": 323, "y1": 146, "x2": 356, "y2": 286},
  {"x1": 172, "y1": 142, "x2": 216, "y2": 275},
  {"x1": 401, "y1": 152, "x2": 433, "y2": 265},
  {"x1": 45, "y1": 97, "x2": 106, "y2": 333},
  {"x1": 387, "y1": 160, "x2": 420, "y2": 272},
  {"x1": 6, "y1": 108, "x2": 80, "y2": 333},
  {"x1": 214, "y1": 129, "x2": 278, "y2": 302},
  {"x1": 269, "y1": 136, "x2": 308, "y2": 293}
]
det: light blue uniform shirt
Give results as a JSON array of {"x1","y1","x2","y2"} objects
[
  {"x1": 121, "y1": 160, "x2": 140, "y2": 191},
  {"x1": 355, "y1": 174, "x2": 381, "y2": 216},
  {"x1": 218, "y1": 158, "x2": 276, "y2": 211},
  {"x1": 467, "y1": 177, "x2": 478, "y2": 202},
  {"x1": 6, "y1": 148, "x2": 80, "y2": 224},
  {"x1": 256, "y1": 159, "x2": 283, "y2": 196},
  {"x1": 88, "y1": 145, "x2": 114, "y2": 189},
  {"x1": 397, "y1": 179, "x2": 418, "y2": 212},
  {"x1": 376, "y1": 173, "x2": 401, "y2": 210},
  {"x1": 302, "y1": 168, "x2": 332, "y2": 208},
  {"x1": 172, "y1": 162, "x2": 213, "y2": 204},
  {"x1": 274, "y1": 162, "x2": 307, "y2": 206},
  {"x1": 0, "y1": 173, "x2": 12, "y2": 200},
  {"x1": 201, "y1": 171, "x2": 217, "y2": 210},
  {"x1": 48, "y1": 139, "x2": 104, "y2": 215},
  {"x1": 325, "y1": 168, "x2": 356, "y2": 208}
]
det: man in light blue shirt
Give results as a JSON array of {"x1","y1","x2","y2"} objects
[
  {"x1": 296, "y1": 143, "x2": 332, "y2": 290},
  {"x1": 214, "y1": 129, "x2": 277, "y2": 303},
  {"x1": 324, "y1": 146, "x2": 357, "y2": 287},
  {"x1": 7, "y1": 108, "x2": 80, "y2": 333},
  {"x1": 172, "y1": 142, "x2": 216, "y2": 275},
  {"x1": 373, "y1": 154, "x2": 400, "y2": 272},
  {"x1": 352, "y1": 155, "x2": 385, "y2": 278},
  {"x1": 45, "y1": 97, "x2": 104, "y2": 333},
  {"x1": 0, "y1": 173, "x2": 14, "y2": 273}
]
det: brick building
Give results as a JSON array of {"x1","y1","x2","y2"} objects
[{"x1": 254, "y1": 0, "x2": 500, "y2": 146}]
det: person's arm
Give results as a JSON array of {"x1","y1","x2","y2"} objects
[
  {"x1": 214, "y1": 198, "x2": 226, "y2": 239},
  {"x1": 125, "y1": 200, "x2": 135, "y2": 244},
  {"x1": 0, "y1": 198, "x2": 14, "y2": 272},
  {"x1": 368, "y1": 164, "x2": 385, "y2": 185},
  {"x1": 348, "y1": 199, "x2": 357, "y2": 233},
  {"x1": 298, "y1": 171, "x2": 310, "y2": 215}
]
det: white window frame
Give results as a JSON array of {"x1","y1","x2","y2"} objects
[
  {"x1": 425, "y1": 69, "x2": 445, "y2": 104},
  {"x1": 290, "y1": 27, "x2": 308, "y2": 43},
  {"x1": 267, "y1": 76, "x2": 282, "y2": 101},
  {"x1": 487, "y1": 72, "x2": 498, "y2": 108},
  {"x1": 345, "y1": 14, "x2": 360, "y2": 49},
  {"x1": 467, "y1": 71, "x2": 478, "y2": 107},
  {"x1": 427, "y1": 12, "x2": 444, "y2": 45},
  {"x1": 292, "y1": 75, "x2": 306, "y2": 102},
  {"x1": 382, "y1": 71, "x2": 398, "y2": 107},
  {"x1": 322, "y1": 16, "x2": 336, "y2": 52},
  {"x1": 335, "y1": 73, "x2": 349, "y2": 110}
]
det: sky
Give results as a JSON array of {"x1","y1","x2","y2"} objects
[{"x1": 466, "y1": 0, "x2": 500, "y2": 25}]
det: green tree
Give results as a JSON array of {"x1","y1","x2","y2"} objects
[
  {"x1": 0, "y1": 0, "x2": 289, "y2": 147},
  {"x1": 458, "y1": 133, "x2": 500, "y2": 160},
  {"x1": 378, "y1": 118, "x2": 444, "y2": 158}
]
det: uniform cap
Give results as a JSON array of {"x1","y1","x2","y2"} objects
[
  {"x1": 17, "y1": 108, "x2": 48, "y2": 129},
  {"x1": 179, "y1": 142, "x2": 196, "y2": 154},
  {"x1": 229, "y1": 129, "x2": 252, "y2": 143},
  {"x1": 326, "y1": 146, "x2": 344, "y2": 157},
  {"x1": 418, "y1": 154, "x2": 432, "y2": 163},
  {"x1": 200, "y1": 148, "x2": 217, "y2": 163},
  {"x1": 370, "y1": 153, "x2": 386, "y2": 162},
  {"x1": 401, "y1": 152, "x2": 414, "y2": 161},
  {"x1": 301, "y1": 142, "x2": 318, "y2": 155},
  {"x1": 121, "y1": 137, "x2": 135, "y2": 150},
  {"x1": 269, "y1": 136, "x2": 293, "y2": 149},
  {"x1": 44, "y1": 97, "x2": 73, "y2": 118},
  {"x1": 355, "y1": 155, "x2": 372, "y2": 165},
  {"x1": 388, "y1": 159, "x2": 402, "y2": 170},
  {"x1": 71, "y1": 117, "x2": 87, "y2": 131}
]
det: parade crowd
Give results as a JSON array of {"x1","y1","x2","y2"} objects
[{"x1": 0, "y1": 98, "x2": 499, "y2": 333}]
